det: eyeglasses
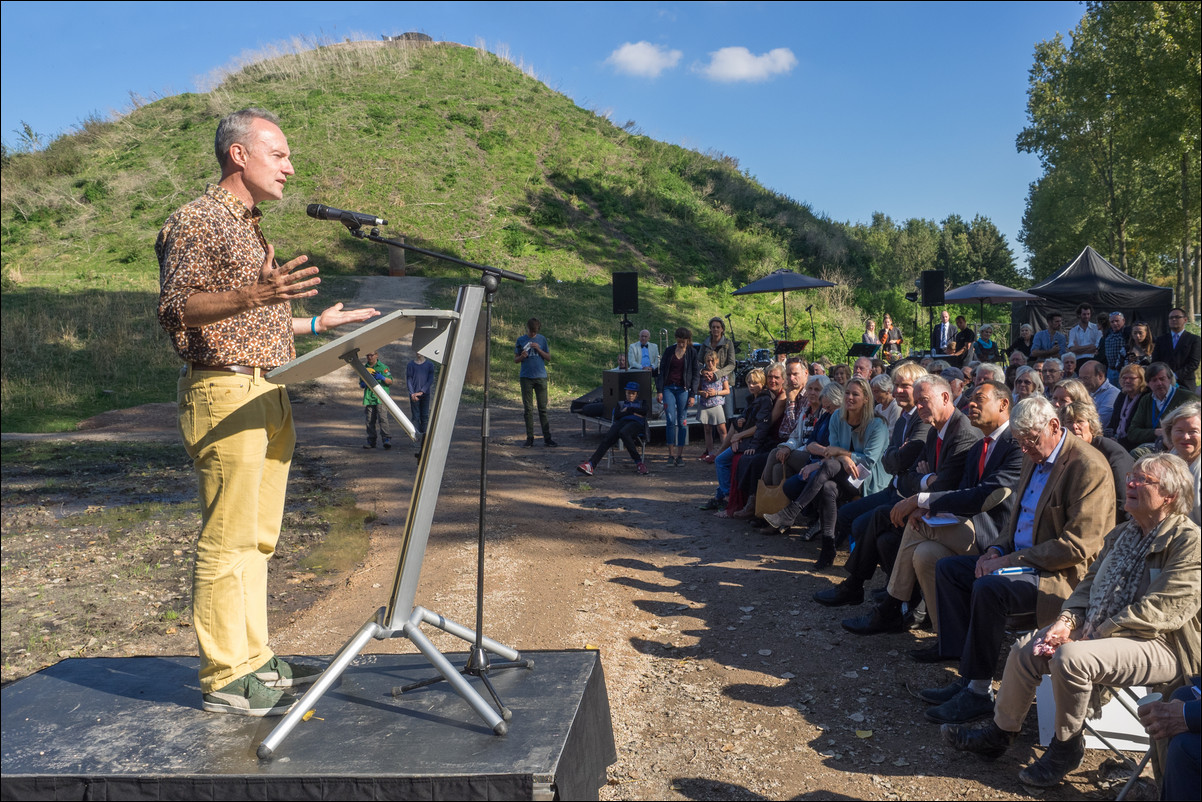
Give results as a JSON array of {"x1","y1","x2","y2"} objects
[
  {"x1": 1168, "y1": 314, "x2": 1186, "y2": 320},
  {"x1": 1125, "y1": 472, "x2": 1160, "y2": 486},
  {"x1": 1014, "y1": 422, "x2": 1050, "y2": 451}
]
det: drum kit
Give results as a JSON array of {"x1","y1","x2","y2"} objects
[{"x1": 733, "y1": 339, "x2": 809, "y2": 388}]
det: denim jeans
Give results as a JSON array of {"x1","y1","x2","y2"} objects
[
  {"x1": 409, "y1": 393, "x2": 431, "y2": 434},
  {"x1": 662, "y1": 385, "x2": 689, "y2": 447},
  {"x1": 714, "y1": 447, "x2": 735, "y2": 498}
]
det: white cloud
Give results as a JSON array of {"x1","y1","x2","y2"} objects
[
  {"x1": 606, "y1": 41, "x2": 683, "y2": 78},
  {"x1": 698, "y1": 46, "x2": 797, "y2": 83}
]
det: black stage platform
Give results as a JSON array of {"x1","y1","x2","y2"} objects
[{"x1": 2, "y1": 651, "x2": 616, "y2": 801}]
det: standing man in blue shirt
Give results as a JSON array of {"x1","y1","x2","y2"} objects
[
  {"x1": 1031, "y1": 313, "x2": 1068, "y2": 360},
  {"x1": 515, "y1": 318, "x2": 557, "y2": 447}
]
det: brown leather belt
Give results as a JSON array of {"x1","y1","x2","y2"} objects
[{"x1": 191, "y1": 363, "x2": 266, "y2": 376}]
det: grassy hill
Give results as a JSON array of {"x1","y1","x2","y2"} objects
[{"x1": 1, "y1": 39, "x2": 870, "y2": 432}]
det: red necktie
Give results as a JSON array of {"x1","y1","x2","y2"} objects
[
  {"x1": 936, "y1": 435, "x2": 943, "y2": 470},
  {"x1": 977, "y1": 438, "x2": 989, "y2": 478}
]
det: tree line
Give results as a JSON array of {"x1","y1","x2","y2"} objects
[{"x1": 1017, "y1": 1, "x2": 1199, "y2": 316}]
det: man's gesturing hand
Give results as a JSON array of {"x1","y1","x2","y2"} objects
[{"x1": 253, "y1": 245, "x2": 319, "y2": 307}]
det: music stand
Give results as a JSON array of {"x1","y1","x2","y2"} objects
[
  {"x1": 846, "y1": 343, "x2": 881, "y2": 360},
  {"x1": 256, "y1": 284, "x2": 523, "y2": 759}
]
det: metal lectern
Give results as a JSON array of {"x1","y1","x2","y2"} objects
[{"x1": 256, "y1": 284, "x2": 522, "y2": 759}]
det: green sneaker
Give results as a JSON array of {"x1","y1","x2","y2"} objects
[
  {"x1": 202, "y1": 674, "x2": 297, "y2": 717},
  {"x1": 254, "y1": 656, "x2": 323, "y2": 688}
]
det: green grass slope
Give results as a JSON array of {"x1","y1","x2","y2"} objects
[{"x1": 1, "y1": 40, "x2": 864, "y2": 432}]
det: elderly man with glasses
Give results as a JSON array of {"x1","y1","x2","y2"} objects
[{"x1": 916, "y1": 396, "x2": 1114, "y2": 726}]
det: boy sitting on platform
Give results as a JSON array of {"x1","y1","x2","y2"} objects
[{"x1": 577, "y1": 382, "x2": 650, "y2": 476}]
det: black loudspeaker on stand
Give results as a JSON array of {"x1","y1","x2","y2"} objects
[
  {"x1": 920, "y1": 270, "x2": 945, "y2": 307},
  {"x1": 613, "y1": 272, "x2": 638, "y2": 314},
  {"x1": 613, "y1": 272, "x2": 638, "y2": 361}
]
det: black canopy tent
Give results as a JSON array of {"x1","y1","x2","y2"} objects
[{"x1": 1011, "y1": 246, "x2": 1174, "y2": 343}]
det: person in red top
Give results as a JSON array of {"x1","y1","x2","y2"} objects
[{"x1": 158, "y1": 108, "x2": 377, "y2": 716}]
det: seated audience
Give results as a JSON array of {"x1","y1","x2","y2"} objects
[
  {"x1": 1012, "y1": 324, "x2": 1035, "y2": 361},
  {"x1": 735, "y1": 360, "x2": 808, "y2": 517},
  {"x1": 1061, "y1": 352, "x2": 1077, "y2": 379},
  {"x1": 576, "y1": 382, "x2": 649, "y2": 476},
  {"x1": 973, "y1": 325, "x2": 1001, "y2": 365},
  {"x1": 843, "y1": 380, "x2": 1022, "y2": 641},
  {"x1": 918, "y1": 396, "x2": 1114, "y2": 726},
  {"x1": 1161, "y1": 402, "x2": 1200, "y2": 524},
  {"x1": 763, "y1": 377, "x2": 889, "y2": 569},
  {"x1": 830, "y1": 363, "x2": 851, "y2": 387},
  {"x1": 1058, "y1": 400, "x2": 1133, "y2": 523},
  {"x1": 1123, "y1": 362, "x2": 1191, "y2": 452},
  {"x1": 1041, "y1": 358, "x2": 1064, "y2": 395},
  {"x1": 824, "y1": 374, "x2": 982, "y2": 626},
  {"x1": 819, "y1": 362, "x2": 931, "y2": 565},
  {"x1": 701, "y1": 368, "x2": 774, "y2": 511},
  {"x1": 1013, "y1": 365, "x2": 1044, "y2": 404},
  {"x1": 761, "y1": 375, "x2": 830, "y2": 490},
  {"x1": 1076, "y1": 359, "x2": 1119, "y2": 424},
  {"x1": 872, "y1": 373, "x2": 900, "y2": 430},
  {"x1": 944, "y1": 454, "x2": 1199, "y2": 788},
  {"x1": 1138, "y1": 674, "x2": 1200, "y2": 801},
  {"x1": 1107, "y1": 363, "x2": 1147, "y2": 441},
  {"x1": 1049, "y1": 377, "x2": 1090, "y2": 411}
]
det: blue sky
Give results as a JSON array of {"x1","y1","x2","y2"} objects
[{"x1": 1, "y1": 1, "x2": 1085, "y2": 268}]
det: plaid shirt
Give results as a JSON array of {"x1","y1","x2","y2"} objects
[{"x1": 156, "y1": 184, "x2": 294, "y2": 368}]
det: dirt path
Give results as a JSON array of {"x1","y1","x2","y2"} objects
[{"x1": 8, "y1": 276, "x2": 1144, "y2": 801}]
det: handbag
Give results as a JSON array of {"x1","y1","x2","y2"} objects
[{"x1": 755, "y1": 479, "x2": 790, "y2": 516}]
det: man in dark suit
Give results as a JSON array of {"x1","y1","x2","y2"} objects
[
  {"x1": 820, "y1": 362, "x2": 932, "y2": 587},
  {"x1": 917, "y1": 395, "x2": 1113, "y2": 725},
  {"x1": 842, "y1": 381, "x2": 1023, "y2": 642},
  {"x1": 1154, "y1": 307, "x2": 1200, "y2": 391},
  {"x1": 818, "y1": 373, "x2": 982, "y2": 615},
  {"x1": 931, "y1": 310, "x2": 953, "y2": 358}
]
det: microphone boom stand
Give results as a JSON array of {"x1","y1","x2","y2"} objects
[{"x1": 350, "y1": 224, "x2": 531, "y2": 720}]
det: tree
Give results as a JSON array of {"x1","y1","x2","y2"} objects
[{"x1": 1018, "y1": 2, "x2": 1200, "y2": 315}]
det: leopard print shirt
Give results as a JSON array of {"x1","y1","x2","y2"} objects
[{"x1": 157, "y1": 184, "x2": 294, "y2": 367}]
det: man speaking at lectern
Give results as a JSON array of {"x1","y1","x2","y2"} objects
[{"x1": 157, "y1": 109, "x2": 378, "y2": 716}]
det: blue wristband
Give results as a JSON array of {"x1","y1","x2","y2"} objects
[{"x1": 310, "y1": 316, "x2": 318, "y2": 335}]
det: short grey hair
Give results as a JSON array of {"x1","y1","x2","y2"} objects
[
  {"x1": 215, "y1": 107, "x2": 280, "y2": 169},
  {"x1": 820, "y1": 381, "x2": 845, "y2": 408},
  {"x1": 1012, "y1": 395, "x2": 1057, "y2": 438},
  {"x1": 1014, "y1": 365, "x2": 1044, "y2": 396},
  {"x1": 806, "y1": 374, "x2": 830, "y2": 392},
  {"x1": 1161, "y1": 401, "x2": 1200, "y2": 450},
  {"x1": 929, "y1": 360, "x2": 951, "y2": 375},
  {"x1": 1135, "y1": 453, "x2": 1195, "y2": 517},
  {"x1": 870, "y1": 373, "x2": 894, "y2": 394},
  {"x1": 1058, "y1": 399, "x2": 1102, "y2": 440},
  {"x1": 975, "y1": 363, "x2": 1006, "y2": 383},
  {"x1": 913, "y1": 373, "x2": 952, "y2": 399},
  {"x1": 1043, "y1": 358, "x2": 1063, "y2": 372}
]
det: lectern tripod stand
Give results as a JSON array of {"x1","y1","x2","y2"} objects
[{"x1": 256, "y1": 283, "x2": 521, "y2": 759}]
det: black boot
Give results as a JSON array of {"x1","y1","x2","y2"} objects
[
  {"x1": 1017, "y1": 732, "x2": 1085, "y2": 787},
  {"x1": 813, "y1": 537, "x2": 836, "y2": 570},
  {"x1": 941, "y1": 719, "x2": 1016, "y2": 761}
]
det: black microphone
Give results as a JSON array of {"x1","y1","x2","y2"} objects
[{"x1": 306, "y1": 203, "x2": 388, "y2": 227}]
